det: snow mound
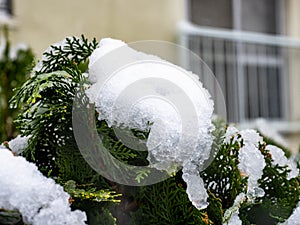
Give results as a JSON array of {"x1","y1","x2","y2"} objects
[
  {"x1": 86, "y1": 38, "x2": 215, "y2": 209},
  {"x1": 0, "y1": 147, "x2": 87, "y2": 225}
]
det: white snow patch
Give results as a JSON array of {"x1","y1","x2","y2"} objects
[
  {"x1": 224, "y1": 127, "x2": 266, "y2": 198},
  {"x1": 266, "y1": 145, "x2": 299, "y2": 180},
  {"x1": 224, "y1": 126, "x2": 239, "y2": 144},
  {"x1": 238, "y1": 143, "x2": 265, "y2": 198},
  {"x1": 86, "y1": 38, "x2": 214, "y2": 209},
  {"x1": 0, "y1": 147, "x2": 87, "y2": 225},
  {"x1": 280, "y1": 201, "x2": 300, "y2": 225},
  {"x1": 8, "y1": 135, "x2": 31, "y2": 155},
  {"x1": 239, "y1": 129, "x2": 263, "y2": 147},
  {"x1": 223, "y1": 193, "x2": 245, "y2": 225},
  {"x1": 182, "y1": 166, "x2": 209, "y2": 209}
]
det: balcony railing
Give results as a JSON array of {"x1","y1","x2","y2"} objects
[{"x1": 178, "y1": 21, "x2": 300, "y2": 123}]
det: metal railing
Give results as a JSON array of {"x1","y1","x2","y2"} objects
[{"x1": 178, "y1": 21, "x2": 300, "y2": 123}]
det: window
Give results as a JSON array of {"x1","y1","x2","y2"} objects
[
  {"x1": 189, "y1": 0, "x2": 233, "y2": 29},
  {"x1": 188, "y1": 0, "x2": 282, "y2": 34},
  {"x1": 181, "y1": 0, "x2": 286, "y2": 122},
  {"x1": 241, "y1": 0, "x2": 278, "y2": 34},
  {"x1": 0, "y1": 0, "x2": 12, "y2": 19}
]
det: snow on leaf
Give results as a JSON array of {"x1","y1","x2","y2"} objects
[
  {"x1": 238, "y1": 143, "x2": 265, "y2": 198},
  {"x1": 266, "y1": 145, "x2": 299, "y2": 180},
  {"x1": 224, "y1": 126, "x2": 239, "y2": 144},
  {"x1": 7, "y1": 135, "x2": 31, "y2": 155},
  {"x1": 86, "y1": 38, "x2": 214, "y2": 209},
  {"x1": 223, "y1": 193, "x2": 245, "y2": 225},
  {"x1": 280, "y1": 200, "x2": 300, "y2": 225},
  {"x1": 239, "y1": 129, "x2": 263, "y2": 147}
]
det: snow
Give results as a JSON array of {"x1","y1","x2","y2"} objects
[
  {"x1": 86, "y1": 38, "x2": 215, "y2": 209},
  {"x1": 223, "y1": 193, "x2": 245, "y2": 225},
  {"x1": 225, "y1": 212, "x2": 242, "y2": 225},
  {"x1": 266, "y1": 145, "x2": 299, "y2": 180},
  {"x1": 238, "y1": 130, "x2": 266, "y2": 198},
  {"x1": 238, "y1": 143, "x2": 265, "y2": 198},
  {"x1": 280, "y1": 201, "x2": 300, "y2": 225},
  {"x1": 223, "y1": 126, "x2": 300, "y2": 224},
  {"x1": 182, "y1": 165, "x2": 209, "y2": 209},
  {"x1": 239, "y1": 129, "x2": 263, "y2": 147},
  {"x1": 224, "y1": 126, "x2": 239, "y2": 144},
  {"x1": 224, "y1": 127, "x2": 266, "y2": 198},
  {"x1": 0, "y1": 147, "x2": 87, "y2": 225},
  {"x1": 31, "y1": 37, "x2": 79, "y2": 76},
  {"x1": 8, "y1": 135, "x2": 31, "y2": 155}
]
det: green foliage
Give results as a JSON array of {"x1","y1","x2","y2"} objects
[
  {"x1": 10, "y1": 36, "x2": 97, "y2": 175},
  {"x1": 10, "y1": 36, "x2": 124, "y2": 223},
  {"x1": 0, "y1": 25, "x2": 34, "y2": 142},
  {"x1": 96, "y1": 120, "x2": 149, "y2": 166},
  {"x1": 129, "y1": 120, "x2": 300, "y2": 225},
  {"x1": 11, "y1": 71, "x2": 78, "y2": 175},
  {"x1": 206, "y1": 190, "x2": 223, "y2": 224},
  {"x1": 132, "y1": 176, "x2": 213, "y2": 225},
  {"x1": 260, "y1": 132, "x2": 291, "y2": 158},
  {"x1": 239, "y1": 143, "x2": 300, "y2": 224},
  {"x1": 201, "y1": 124, "x2": 248, "y2": 210},
  {"x1": 9, "y1": 36, "x2": 300, "y2": 225},
  {"x1": 0, "y1": 209, "x2": 23, "y2": 225},
  {"x1": 64, "y1": 180, "x2": 121, "y2": 203},
  {"x1": 35, "y1": 35, "x2": 97, "y2": 75}
]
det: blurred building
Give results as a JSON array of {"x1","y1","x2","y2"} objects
[
  {"x1": 179, "y1": 0, "x2": 300, "y2": 127},
  {"x1": 7, "y1": 0, "x2": 183, "y2": 56}
]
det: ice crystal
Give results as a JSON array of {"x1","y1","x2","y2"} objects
[
  {"x1": 86, "y1": 38, "x2": 215, "y2": 209},
  {"x1": 223, "y1": 193, "x2": 245, "y2": 225},
  {"x1": 225, "y1": 212, "x2": 242, "y2": 225},
  {"x1": 0, "y1": 147, "x2": 87, "y2": 225},
  {"x1": 224, "y1": 126, "x2": 239, "y2": 144},
  {"x1": 224, "y1": 127, "x2": 266, "y2": 198},
  {"x1": 266, "y1": 145, "x2": 299, "y2": 180},
  {"x1": 182, "y1": 166, "x2": 208, "y2": 209},
  {"x1": 239, "y1": 129, "x2": 263, "y2": 147},
  {"x1": 238, "y1": 143, "x2": 265, "y2": 198}
]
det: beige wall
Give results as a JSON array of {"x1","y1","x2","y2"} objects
[
  {"x1": 11, "y1": 0, "x2": 184, "y2": 56},
  {"x1": 286, "y1": 0, "x2": 300, "y2": 120}
]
